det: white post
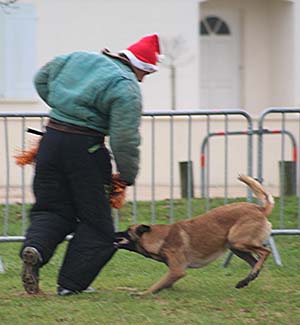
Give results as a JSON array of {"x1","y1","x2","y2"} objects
[{"x1": 0, "y1": 257, "x2": 4, "y2": 273}]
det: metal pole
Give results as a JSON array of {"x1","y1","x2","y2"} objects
[
  {"x1": 298, "y1": 114, "x2": 300, "y2": 228},
  {"x1": 4, "y1": 117, "x2": 9, "y2": 236},
  {"x1": 151, "y1": 116, "x2": 156, "y2": 224},
  {"x1": 0, "y1": 257, "x2": 4, "y2": 273},
  {"x1": 205, "y1": 115, "x2": 211, "y2": 211},
  {"x1": 133, "y1": 185, "x2": 137, "y2": 225},
  {"x1": 224, "y1": 115, "x2": 228, "y2": 204},
  {"x1": 170, "y1": 116, "x2": 174, "y2": 224},
  {"x1": 187, "y1": 116, "x2": 192, "y2": 218},
  {"x1": 280, "y1": 113, "x2": 286, "y2": 228},
  {"x1": 21, "y1": 117, "x2": 27, "y2": 235},
  {"x1": 113, "y1": 209, "x2": 119, "y2": 231}
]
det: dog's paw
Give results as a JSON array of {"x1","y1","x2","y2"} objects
[
  {"x1": 236, "y1": 271, "x2": 259, "y2": 289},
  {"x1": 235, "y1": 279, "x2": 249, "y2": 289}
]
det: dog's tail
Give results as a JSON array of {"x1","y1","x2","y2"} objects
[{"x1": 238, "y1": 175, "x2": 274, "y2": 216}]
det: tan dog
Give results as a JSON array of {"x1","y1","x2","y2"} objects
[{"x1": 115, "y1": 175, "x2": 274, "y2": 295}]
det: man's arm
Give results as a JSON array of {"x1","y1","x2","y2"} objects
[{"x1": 108, "y1": 79, "x2": 142, "y2": 185}]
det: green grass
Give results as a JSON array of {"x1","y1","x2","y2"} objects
[{"x1": 0, "y1": 198, "x2": 300, "y2": 324}]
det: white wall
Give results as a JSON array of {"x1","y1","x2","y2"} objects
[
  {"x1": 267, "y1": 0, "x2": 294, "y2": 108},
  {"x1": 0, "y1": 0, "x2": 199, "y2": 112},
  {"x1": 293, "y1": 0, "x2": 300, "y2": 106},
  {"x1": 0, "y1": 0, "x2": 298, "y2": 114}
]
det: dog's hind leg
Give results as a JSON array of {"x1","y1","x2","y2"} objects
[
  {"x1": 230, "y1": 248, "x2": 257, "y2": 267},
  {"x1": 232, "y1": 246, "x2": 271, "y2": 289}
]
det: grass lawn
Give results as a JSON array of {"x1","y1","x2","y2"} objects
[{"x1": 0, "y1": 198, "x2": 300, "y2": 324}]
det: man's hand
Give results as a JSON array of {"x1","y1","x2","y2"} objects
[{"x1": 110, "y1": 174, "x2": 127, "y2": 209}]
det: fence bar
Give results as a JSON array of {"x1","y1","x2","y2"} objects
[
  {"x1": 298, "y1": 114, "x2": 300, "y2": 228},
  {"x1": 151, "y1": 116, "x2": 156, "y2": 224},
  {"x1": 0, "y1": 236, "x2": 25, "y2": 242},
  {"x1": 113, "y1": 209, "x2": 119, "y2": 231},
  {"x1": 132, "y1": 185, "x2": 137, "y2": 224},
  {"x1": 21, "y1": 117, "x2": 27, "y2": 235},
  {"x1": 268, "y1": 237, "x2": 282, "y2": 266},
  {"x1": 224, "y1": 116, "x2": 228, "y2": 204},
  {"x1": 272, "y1": 229, "x2": 300, "y2": 235},
  {"x1": 279, "y1": 113, "x2": 286, "y2": 228},
  {"x1": 187, "y1": 115, "x2": 192, "y2": 218},
  {"x1": 205, "y1": 115, "x2": 211, "y2": 211},
  {"x1": 169, "y1": 116, "x2": 174, "y2": 224},
  {"x1": 0, "y1": 256, "x2": 4, "y2": 273},
  {"x1": 4, "y1": 117, "x2": 9, "y2": 236}
]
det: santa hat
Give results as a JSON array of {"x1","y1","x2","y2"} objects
[{"x1": 120, "y1": 34, "x2": 161, "y2": 73}]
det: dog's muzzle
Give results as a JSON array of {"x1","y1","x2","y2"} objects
[{"x1": 113, "y1": 237, "x2": 130, "y2": 248}]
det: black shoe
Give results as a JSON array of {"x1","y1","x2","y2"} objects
[
  {"x1": 57, "y1": 285, "x2": 96, "y2": 296},
  {"x1": 21, "y1": 246, "x2": 42, "y2": 294}
]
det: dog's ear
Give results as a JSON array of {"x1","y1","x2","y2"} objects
[{"x1": 136, "y1": 224, "x2": 151, "y2": 237}]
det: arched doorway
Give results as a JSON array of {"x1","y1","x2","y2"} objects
[{"x1": 199, "y1": 8, "x2": 241, "y2": 108}]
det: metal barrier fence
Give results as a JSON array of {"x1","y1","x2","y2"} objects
[
  {"x1": 257, "y1": 107, "x2": 300, "y2": 235},
  {"x1": 0, "y1": 109, "x2": 252, "y2": 240},
  {"x1": 126, "y1": 109, "x2": 253, "y2": 227},
  {"x1": 0, "y1": 108, "x2": 299, "y2": 271},
  {"x1": 200, "y1": 128, "x2": 297, "y2": 208}
]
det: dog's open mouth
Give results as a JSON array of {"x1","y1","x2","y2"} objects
[{"x1": 113, "y1": 237, "x2": 130, "y2": 248}]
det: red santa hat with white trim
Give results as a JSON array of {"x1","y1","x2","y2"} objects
[{"x1": 120, "y1": 34, "x2": 161, "y2": 73}]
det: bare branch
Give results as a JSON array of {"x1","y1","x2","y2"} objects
[
  {"x1": 0, "y1": 0, "x2": 18, "y2": 13},
  {"x1": 0, "y1": 0, "x2": 18, "y2": 4},
  {"x1": 161, "y1": 35, "x2": 188, "y2": 67}
]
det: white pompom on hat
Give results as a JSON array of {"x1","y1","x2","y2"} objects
[{"x1": 120, "y1": 34, "x2": 161, "y2": 73}]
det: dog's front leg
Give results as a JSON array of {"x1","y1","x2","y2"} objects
[{"x1": 137, "y1": 267, "x2": 186, "y2": 296}]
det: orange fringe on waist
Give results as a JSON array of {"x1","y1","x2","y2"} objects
[{"x1": 14, "y1": 143, "x2": 39, "y2": 166}]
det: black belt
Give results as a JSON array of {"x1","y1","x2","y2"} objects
[{"x1": 47, "y1": 118, "x2": 105, "y2": 141}]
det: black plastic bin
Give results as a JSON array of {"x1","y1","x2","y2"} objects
[
  {"x1": 179, "y1": 161, "x2": 194, "y2": 198},
  {"x1": 278, "y1": 161, "x2": 297, "y2": 196}
]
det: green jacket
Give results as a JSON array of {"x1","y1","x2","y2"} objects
[{"x1": 34, "y1": 51, "x2": 142, "y2": 185}]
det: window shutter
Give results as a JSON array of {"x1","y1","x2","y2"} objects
[{"x1": 0, "y1": 3, "x2": 36, "y2": 99}]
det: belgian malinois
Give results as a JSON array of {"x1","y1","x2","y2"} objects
[{"x1": 115, "y1": 175, "x2": 274, "y2": 295}]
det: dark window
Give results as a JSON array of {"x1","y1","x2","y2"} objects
[
  {"x1": 206, "y1": 16, "x2": 220, "y2": 32},
  {"x1": 200, "y1": 16, "x2": 230, "y2": 36},
  {"x1": 218, "y1": 22, "x2": 230, "y2": 35},
  {"x1": 200, "y1": 21, "x2": 209, "y2": 35}
]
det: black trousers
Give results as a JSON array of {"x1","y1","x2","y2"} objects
[{"x1": 22, "y1": 127, "x2": 116, "y2": 291}]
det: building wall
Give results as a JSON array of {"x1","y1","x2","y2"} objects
[
  {"x1": 0, "y1": 0, "x2": 199, "y2": 112},
  {"x1": 268, "y1": 0, "x2": 294, "y2": 107},
  {"x1": 0, "y1": 0, "x2": 298, "y2": 114}
]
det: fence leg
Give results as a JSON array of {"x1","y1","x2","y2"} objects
[
  {"x1": 223, "y1": 251, "x2": 234, "y2": 268},
  {"x1": 268, "y1": 236, "x2": 282, "y2": 266},
  {"x1": 0, "y1": 257, "x2": 4, "y2": 273}
]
